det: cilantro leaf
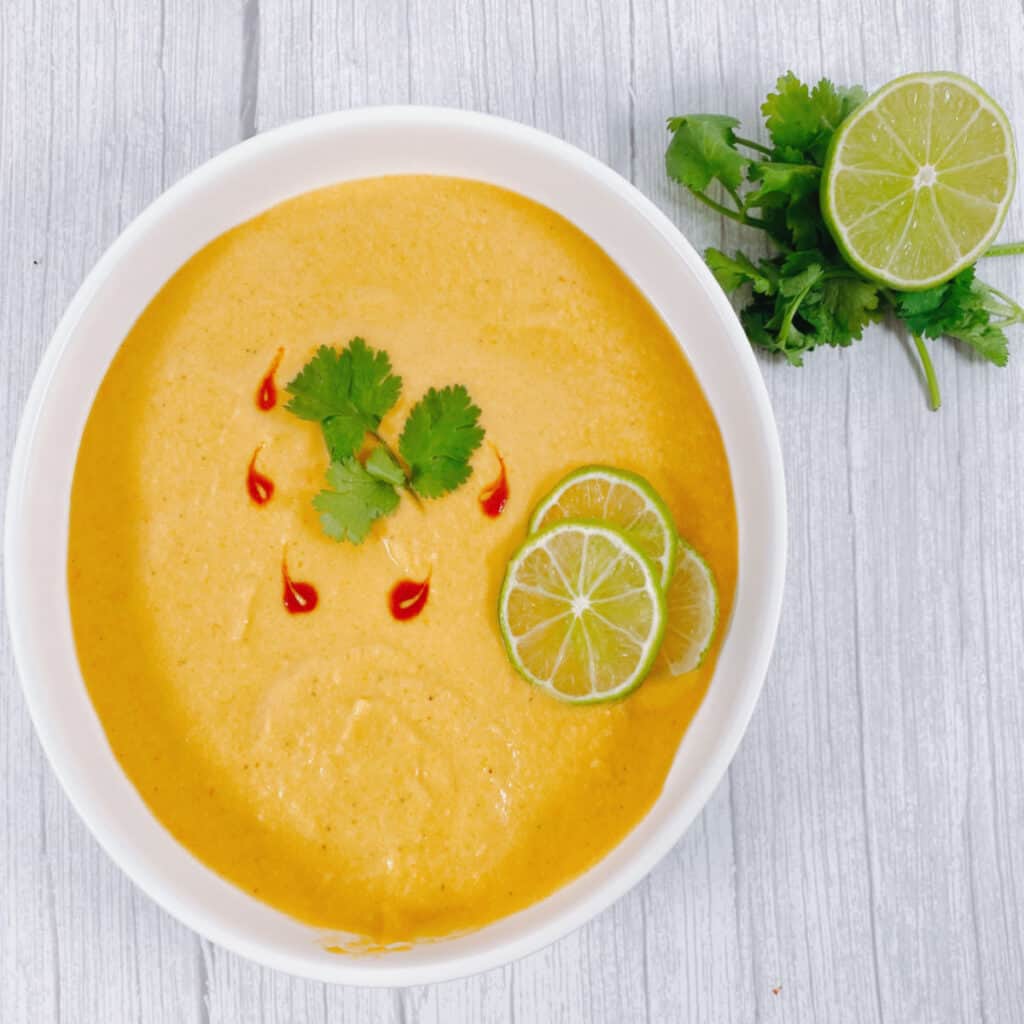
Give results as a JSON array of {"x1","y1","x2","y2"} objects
[
  {"x1": 893, "y1": 282, "x2": 951, "y2": 330},
  {"x1": 666, "y1": 115, "x2": 748, "y2": 192},
  {"x1": 745, "y1": 162, "x2": 822, "y2": 249},
  {"x1": 284, "y1": 346, "x2": 351, "y2": 422},
  {"x1": 894, "y1": 268, "x2": 1010, "y2": 367},
  {"x1": 321, "y1": 414, "x2": 371, "y2": 464},
  {"x1": 346, "y1": 337, "x2": 403, "y2": 420},
  {"x1": 745, "y1": 163, "x2": 820, "y2": 207},
  {"x1": 312, "y1": 458, "x2": 400, "y2": 544},
  {"x1": 817, "y1": 277, "x2": 882, "y2": 341},
  {"x1": 811, "y1": 79, "x2": 867, "y2": 133},
  {"x1": 954, "y1": 321, "x2": 1010, "y2": 367},
  {"x1": 895, "y1": 269, "x2": 980, "y2": 336},
  {"x1": 364, "y1": 445, "x2": 407, "y2": 486},
  {"x1": 761, "y1": 74, "x2": 822, "y2": 154},
  {"x1": 722, "y1": 249, "x2": 879, "y2": 365},
  {"x1": 777, "y1": 250, "x2": 824, "y2": 290},
  {"x1": 399, "y1": 385, "x2": 484, "y2": 498},
  {"x1": 705, "y1": 249, "x2": 777, "y2": 295},
  {"x1": 285, "y1": 339, "x2": 402, "y2": 460},
  {"x1": 761, "y1": 73, "x2": 866, "y2": 164}
]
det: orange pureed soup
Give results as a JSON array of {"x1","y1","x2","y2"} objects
[{"x1": 68, "y1": 177, "x2": 737, "y2": 942}]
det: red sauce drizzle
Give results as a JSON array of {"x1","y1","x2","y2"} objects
[
  {"x1": 246, "y1": 446, "x2": 274, "y2": 505},
  {"x1": 256, "y1": 347, "x2": 284, "y2": 411},
  {"x1": 389, "y1": 575, "x2": 430, "y2": 621},
  {"x1": 282, "y1": 556, "x2": 318, "y2": 614},
  {"x1": 479, "y1": 447, "x2": 509, "y2": 518}
]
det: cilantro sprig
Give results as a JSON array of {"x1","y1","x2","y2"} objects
[
  {"x1": 285, "y1": 338, "x2": 484, "y2": 542},
  {"x1": 666, "y1": 72, "x2": 1024, "y2": 409}
]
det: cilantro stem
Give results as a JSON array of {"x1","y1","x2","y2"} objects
[
  {"x1": 821, "y1": 269, "x2": 865, "y2": 282},
  {"x1": 984, "y1": 241, "x2": 1024, "y2": 258},
  {"x1": 724, "y1": 184, "x2": 745, "y2": 211},
  {"x1": 978, "y1": 282, "x2": 1024, "y2": 323},
  {"x1": 911, "y1": 333, "x2": 941, "y2": 411},
  {"x1": 369, "y1": 430, "x2": 423, "y2": 507},
  {"x1": 734, "y1": 135, "x2": 773, "y2": 157},
  {"x1": 776, "y1": 277, "x2": 819, "y2": 346},
  {"x1": 882, "y1": 285, "x2": 942, "y2": 411},
  {"x1": 687, "y1": 188, "x2": 772, "y2": 233}
]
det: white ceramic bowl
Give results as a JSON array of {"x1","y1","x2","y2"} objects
[{"x1": 5, "y1": 107, "x2": 786, "y2": 985}]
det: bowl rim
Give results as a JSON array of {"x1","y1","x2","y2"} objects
[{"x1": 4, "y1": 105, "x2": 786, "y2": 986}]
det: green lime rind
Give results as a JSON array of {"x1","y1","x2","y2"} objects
[
  {"x1": 527, "y1": 465, "x2": 680, "y2": 590},
  {"x1": 660, "y1": 538, "x2": 720, "y2": 676},
  {"x1": 822, "y1": 71, "x2": 1016, "y2": 292},
  {"x1": 498, "y1": 519, "x2": 667, "y2": 705}
]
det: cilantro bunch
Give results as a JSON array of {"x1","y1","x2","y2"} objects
[
  {"x1": 666, "y1": 72, "x2": 1024, "y2": 409},
  {"x1": 285, "y1": 338, "x2": 484, "y2": 542}
]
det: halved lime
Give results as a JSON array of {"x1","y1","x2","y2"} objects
[
  {"x1": 498, "y1": 520, "x2": 667, "y2": 703},
  {"x1": 528, "y1": 466, "x2": 679, "y2": 589},
  {"x1": 659, "y1": 540, "x2": 719, "y2": 675},
  {"x1": 822, "y1": 72, "x2": 1016, "y2": 290}
]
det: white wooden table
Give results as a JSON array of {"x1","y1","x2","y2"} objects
[{"x1": 4, "y1": 1, "x2": 1024, "y2": 1020}]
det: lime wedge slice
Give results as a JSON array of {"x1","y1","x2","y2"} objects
[
  {"x1": 528, "y1": 466, "x2": 679, "y2": 589},
  {"x1": 822, "y1": 72, "x2": 1016, "y2": 290},
  {"x1": 659, "y1": 540, "x2": 719, "y2": 675},
  {"x1": 498, "y1": 520, "x2": 667, "y2": 703}
]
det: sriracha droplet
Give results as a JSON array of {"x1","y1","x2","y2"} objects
[
  {"x1": 389, "y1": 575, "x2": 430, "y2": 621},
  {"x1": 246, "y1": 446, "x2": 274, "y2": 505},
  {"x1": 256, "y1": 347, "x2": 284, "y2": 411},
  {"x1": 282, "y1": 556, "x2": 318, "y2": 614},
  {"x1": 479, "y1": 447, "x2": 509, "y2": 518}
]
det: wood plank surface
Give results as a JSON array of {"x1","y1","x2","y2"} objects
[{"x1": 2, "y1": 0, "x2": 1023, "y2": 1020}]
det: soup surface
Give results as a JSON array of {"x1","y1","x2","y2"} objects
[{"x1": 68, "y1": 177, "x2": 737, "y2": 942}]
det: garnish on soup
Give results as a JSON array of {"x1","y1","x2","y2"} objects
[
  {"x1": 256, "y1": 346, "x2": 284, "y2": 411},
  {"x1": 246, "y1": 445, "x2": 274, "y2": 505},
  {"x1": 389, "y1": 574, "x2": 431, "y2": 621},
  {"x1": 498, "y1": 465, "x2": 719, "y2": 702},
  {"x1": 478, "y1": 446, "x2": 509, "y2": 518},
  {"x1": 284, "y1": 338, "x2": 484, "y2": 543},
  {"x1": 281, "y1": 554, "x2": 318, "y2": 614}
]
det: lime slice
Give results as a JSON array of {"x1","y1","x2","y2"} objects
[
  {"x1": 822, "y1": 72, "x2": 1016, "y2": 290},
  {"x1": 528, "y1": 466, "x2": 679, "y2": 589},
  {"x1": 498, "y1": 520, "x2": 667, "y2": 703},
  {"x1": 659, "y1": 540, "x2": 719, "y2": 675}
]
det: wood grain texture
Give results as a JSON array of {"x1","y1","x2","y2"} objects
[{"x1": 2, "y1": 0, "x2": 1023, "y2": 1020}]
